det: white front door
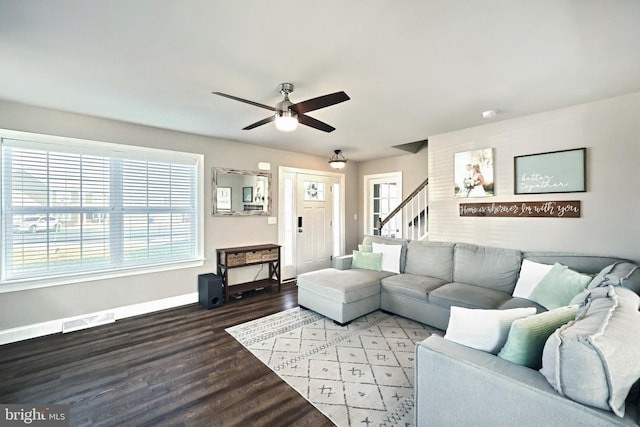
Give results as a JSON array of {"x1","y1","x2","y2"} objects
[
  {"x1": 295, "y1": 173, "x2": 335, "y2": 275},
  {"x1": 279, "y1": 167, "x2": 345, "y2": 280}
]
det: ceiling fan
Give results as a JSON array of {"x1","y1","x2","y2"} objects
[{"x1": 212, "y1": 83, "x2": 350, "y2": 133}]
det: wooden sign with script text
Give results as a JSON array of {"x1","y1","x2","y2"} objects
[{"x1": 459, "y1": 201, "x2": 581, "y2": 218}]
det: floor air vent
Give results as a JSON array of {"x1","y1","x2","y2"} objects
[{"x1": 62, "y1": 311, "x2": 115, "y2": 333}]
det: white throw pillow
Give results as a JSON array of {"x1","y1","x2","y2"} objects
[
  {"x1": 512, "y1": 260, "x2": 554, "y2": 299},
  {"x1": 372, "y1": 242, "x2": 402, "y2": 274},
  {"x1": 444, "y1": 306, "x2": 537, "y2": 354}
]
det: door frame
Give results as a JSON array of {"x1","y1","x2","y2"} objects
[
  {"x1": 363, "y1": 171, "x2": 403, "y2": 236},
  {"x1": 278, "y1": 166, "x2": 345, "y2": 280}
]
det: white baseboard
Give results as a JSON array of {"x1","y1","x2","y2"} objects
[
  {"x1": 0, "y1": 292, "x2": 199, "y2": 346},
  {"x1": 114, "y1": 292, "x2": 198, "y2": 320},
  {"x1": 0, "y1": 320, "x2": 64, "y2": 346}
]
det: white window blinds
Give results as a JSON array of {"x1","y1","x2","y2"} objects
[{"x1": 1, "y1": 136, "x2": 201, "y2": 284}]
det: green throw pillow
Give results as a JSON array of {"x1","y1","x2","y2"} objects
[
  {"x1": 358, "y1": 244, "x2": 373, "y2": 253},
  {"x1": 528, "y1": 263, "x2": 591, "y2": 310},
  {"x1": 351, "y1": 250, "x2": 382, "y2": 271},
  {"x1": 498, "y1": 305, "x2": 578, "y2": 369}
]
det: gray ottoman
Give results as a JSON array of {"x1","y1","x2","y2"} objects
[{"x1": 297, "y1": 267, "x2": 392, "y2": 325}]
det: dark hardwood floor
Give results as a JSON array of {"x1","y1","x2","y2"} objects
[{"x1": 0, "y1": 283, "x2": 335, "y2": 427}]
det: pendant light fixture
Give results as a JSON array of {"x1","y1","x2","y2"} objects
[{"x1": 328, "y1": 149, "x2": 348, "y2": 169}]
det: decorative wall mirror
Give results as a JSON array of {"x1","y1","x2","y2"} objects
[{"x1": 212, "y1": 167, "x2": 271, "y2": 216}]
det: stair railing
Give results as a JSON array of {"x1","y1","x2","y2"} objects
[{"x1": 377, "y1": 178, "x2": 428, "y2": 240}]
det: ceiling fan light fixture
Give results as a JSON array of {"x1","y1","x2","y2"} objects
[
  {"x1": 482, "y1": 109, "x2": 497, "y2": 119},
  {"x1": 275, "y1": 92, "x2": 298, "y2": 132},
  {"x1": 212, "y1": 82, "x2": 349, "y2": 133},
  {"x1": 275, "y1": 109, "x2": 298, "y2": 132},
  {"x1": 328, "y1": 149, "x2": 348, "y2": 169}
]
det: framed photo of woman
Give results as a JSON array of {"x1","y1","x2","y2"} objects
[{"x1": 454, "y1": 148, "x2": 494, "y2": 198}]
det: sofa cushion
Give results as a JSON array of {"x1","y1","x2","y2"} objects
[
  {"x1": 453, "y1": 243, "x2": 522, "y2": 293},
  {"x1": 498, "y1": 305, "x2": 578, "y2": 369},
  {"x1": 404, "y1": 240, "x2": 455, "y2": 281},
  {"x1": 351, "y1": 250, "x2": 382, "y2": 271},
  {"x1": 380, "y1": 273, "x2": 447, "y2": 302},
  {"x1": 588, "y1": 262, "x2": 640, "y2": 294},
  {"x1": 297, "y1": 268, "x2": 391, "y2": 303},
  {"x1": 429, "y1": 282, "x2": 512, "y2": 310},
  {"x1": 444, "y1": 306, "x2": 536, "y2": 354},
  {"x1": 512, "y1": 259, "x2": 554, "y2": 299},
  {"x1": 528, "y1": 263, "x2": 591, "y2": 310},
  {"x1": 540, "y1": 286, "x2": 640, "y2": 417}
]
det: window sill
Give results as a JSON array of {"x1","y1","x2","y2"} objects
[{"x1": 0, "y1": 258, "x2": 206, "y2": 294}]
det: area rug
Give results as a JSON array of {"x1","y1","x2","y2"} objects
[{"x1": 225, "y1": 307, "x2": 441, "y2": 427}]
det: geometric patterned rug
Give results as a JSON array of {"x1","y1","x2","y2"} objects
[{"x1": 225, "y1": 307, "x2": 441, "y2": 427}]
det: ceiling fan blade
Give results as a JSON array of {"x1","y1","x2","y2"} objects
[
  {"x1": 243, "y1": 115, "x2": 275, "y2": 130},
  {"x1": 290, "y1": 91, "x2": 350, "y2": 115},
  {"x1": 212, "y1": 92, "x2": 276, "y2": 111},
  {"x1": 297, "y1": 114, "x2": 335, "y2": 133}
]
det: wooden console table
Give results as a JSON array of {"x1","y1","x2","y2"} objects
[{"x1": 216, "y1": 244, "x2": 281, "y2": 303}]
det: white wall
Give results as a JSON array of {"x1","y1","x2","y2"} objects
[
  {"x1": 0, "y1": 100, "x2": 360, "y2": 331},
  {"x1": 428, "y1": 92, "x2": 640, "y2": 263}
]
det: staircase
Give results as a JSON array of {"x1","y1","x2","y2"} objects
[{"x1": 377, "y1": 178, "x2": 428, "y2": 240}]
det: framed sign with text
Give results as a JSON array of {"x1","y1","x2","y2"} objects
[
  {"x1": 460, "y1": 201, "x2": 581, "y2": 218},
  {"x1": 514, "y1": 148, "x2": 586, "y2": 194}
]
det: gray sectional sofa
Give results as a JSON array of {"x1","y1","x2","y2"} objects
[
  {"x1": 415, "y1": 333, "x2": 639, "y2": 426},
  {"x1": 296, "y1": 235, "x2": 640, "y2": 426},
  {"x1": 299, "y1": 235, "x2": 625, "y2": 328}
]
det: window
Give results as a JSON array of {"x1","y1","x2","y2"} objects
[
  {"x1": 282, "y1": 176, "x2": 294, "y2": 267},
  {"x1": 1, "y1": 133, "x2": 202, "y2": 285},
  {"x1": 304, "y1": 181, "x2": 325, "y2": 201}
]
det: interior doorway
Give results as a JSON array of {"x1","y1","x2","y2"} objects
[
  {"x1": 279, "y1": 167, "x2": 345, "y2": 280},
  {"x1": 363, "y1": 172, "x2": 403, "y2": 237}
]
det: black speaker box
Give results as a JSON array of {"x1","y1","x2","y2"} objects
[{"x1": 198, "y1": 273, "x2": 225, "y2": 309}]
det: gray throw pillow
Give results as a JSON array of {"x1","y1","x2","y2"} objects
[
  {"x1": 540, "y1": 286, "x2": 640, "y2": 417},
  {"x1": 588, "y1": 262, "x2": 640, "y2": 294}
]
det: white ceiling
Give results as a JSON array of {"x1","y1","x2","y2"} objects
[{"x1": 1, "y1": 1, "x2": 640, "y2": 162}]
